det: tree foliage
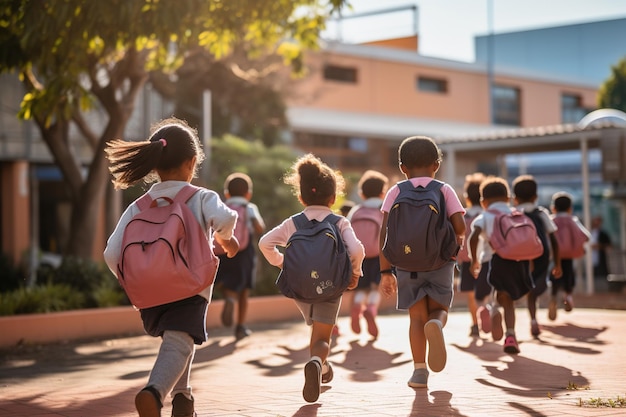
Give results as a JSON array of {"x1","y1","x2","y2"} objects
[
  {"x1": 0, "y1": 0, "x2": 348, "y2": 259},
  {"x1": 598, "y1": 56, "x2": 626, "y2": 112}
]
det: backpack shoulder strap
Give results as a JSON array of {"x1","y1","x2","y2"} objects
[
  {"x1": 426, "y1": 179, "x2": 445, "y2": 191},
  {"x1": 322, "y1": 213, "x2": 342, "y2": 226},
  {"x1": 174, "y1": 184, "x2": 201, "y2": 204},
  {"x1": 135, "y1": 193, "x2": 153, "y2": 212},
  {"x1": 292, "y1": 213, "x2": 311, "y2": 230},
  {"x1": 397, "y1": 180, "x2": 414, "y2": 192}
]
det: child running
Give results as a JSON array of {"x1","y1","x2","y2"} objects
[
  {"x1": 469, "y1": 176, "x2": 533, "y2": 354},
  {"x1": 512, "y1": 175, "x2": 562, "y2": 337},
  {"x1": 103, "y1": 117, "x2": 239, "y2": 417},
  {"x1": 549, "y1": 192, "x2": 591, "y2": 318},
  {"x1": 456, "y1": 172, "x2": 487, "y2": 337},
  {"x1": 258, "y1": 153, "x2": 364, "y2": 403},
  {"x1": 379, "y1": 136, "x2": 466, "y2": 389},
  {"x1": 215, "y1": 172, "x2": 266, "y2": 340},
  {"x1": 347, "y1": 169, "x2": 389, "y2": 339}
]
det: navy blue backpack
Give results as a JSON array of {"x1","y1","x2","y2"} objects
[{"x1": 277, "y1": 213, "x2": 352, "y2": 303}]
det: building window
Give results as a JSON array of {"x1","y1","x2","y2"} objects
[
  {"x1": 323, "y1": 65, "x2": 358, "y2": 83},
  {"x1": 417, "y1": 76, "x2": 447, "y2": 93},
  {"x1": 561, "y1": 93, "x2": 588, "y2": 124},
  {"x1": 492, "y1": 85, "x2": 521, "y2": 126}
]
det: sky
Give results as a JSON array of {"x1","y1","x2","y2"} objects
[{"x1": 323, "y1": 0, "x2": 626, "y2": 62}]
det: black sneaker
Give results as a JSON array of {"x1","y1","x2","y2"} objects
[
  {"x1": 303, "y1": 359, "x2": 321, "y2": 403},
  {"x1": 171, "y1": 393, "x2": 196, "y2": 417},
  {"x1": 322, "y1": 361, "x2": 334, "y2": 384}
]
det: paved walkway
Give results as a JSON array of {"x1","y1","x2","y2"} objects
[{"x1": 1, "y1": 299, "x2": 625, "y2": 416}]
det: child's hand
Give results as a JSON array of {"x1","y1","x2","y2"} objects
[
  {"x1": 347, "y1": 274, "x2": 360, "y2": 290},
  {"x1": 380, "y1": 273, "x2": 397, "y2": 297},
  {"x1": 551, "y1": 264, "x2": 563, "y2": 279},
  {"x1": 471, "y1": 260, "x2": 481, "y2": 278}
]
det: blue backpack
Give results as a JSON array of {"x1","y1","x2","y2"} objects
[
  {"x1": 382, "y1": 180, "x2": 459, "y2": 272},
  {"x1": 277, "y1": 213, "x2": 352, "y2": 303}
]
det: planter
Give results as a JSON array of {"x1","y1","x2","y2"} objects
[{"x1": 0, "y1": 293, "x2": 396, "y2": 348}]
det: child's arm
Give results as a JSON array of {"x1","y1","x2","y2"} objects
[
  {"x1": 469, "y1": 225, "x2": 482, "y2": 278},
  {"x1": 249, "y1": 204, "x2": 266, "y2": 235},
  {"x1": 339, "y1": 218, "x2": 365, "y2": 290},
  {"x1": 378, "y1": 211, "x2": 397, "y2": 297},
  {"x1": 214, "y1": 235, "x2": 239, "y2": 258},
  {"x1": 549, "y1": 233, "x2": 562, "y2": 278},
  {"x1": 449, "y1": 212, "x2": 466, "y2": 248}
]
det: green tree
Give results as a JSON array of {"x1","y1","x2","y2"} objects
[
  {"x1": 0, "y1": 0, "x2": 347, "y2": 259},
  {"x1": 598, "y1": 56, "x2": 626, "y2": 112}
]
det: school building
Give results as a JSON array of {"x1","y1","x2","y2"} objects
[{"x1": 1, "y1": 14, "x2": 625, "y2": 293}]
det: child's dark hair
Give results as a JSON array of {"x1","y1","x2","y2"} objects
[
  {"x1": 552, "y1": 191, "x2": 573, "y2": 212},
  {"x1": 284, "y1": 153, "x2": 345, "y2": 206},
  {"x1": 464, "y1": 172, "x2": 486, "y2": 206},
  {"x1": 480, "y1": 176, "x2": 510, "y2": 201},
  {"x1": 105, "y1": 117, "x2": 204, "y2": 190},
  {"x1": 224, "y1": 173, "x2": 252, "y2": 197},
  {"x1": 398, "y1": 136, "x2": 442, "y2": 169},
  {"x1": 512, "y1": 175, "x2": 537, "y2": 202},
  {"x1": 358, "y1": 170, "x2": 389, "y2": 199}
]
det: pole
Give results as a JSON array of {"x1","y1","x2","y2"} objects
[{"x1": 202, "y1": 90, "x2": 212, "y2": 183}]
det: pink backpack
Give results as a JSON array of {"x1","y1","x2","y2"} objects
[
  {"x1": 456, "y1": 212, "x2": 479, "y2": 263},
  {"x1": 350, "y1": 205, "x2": 383, "y2": 258},
  {"x1": 116, "y1": 185, "x2": 218, "y2": 309},
  {"x1": 552, "y1": 215, "x2": 588, "y2": 259},
  {"x1": 213, "y1": 203, "x2": 250, "y2": 256},
  {"x1": 488, "y1": 208, "x2": 544, "y2": 261}
]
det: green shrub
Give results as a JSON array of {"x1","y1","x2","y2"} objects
[
  {"x1": 0, "y1": 283, "x2": 86, "y2": 315},
  {"x1": 46, "y1": 257, "x2": 111, "y2": 308}
]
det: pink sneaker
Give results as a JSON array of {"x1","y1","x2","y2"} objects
[
  {"x1": 503, "y1": 335, "x2": 520, "y2": 354},
  {"x1": 363, "y1": 305, "x2": 379, "y2": 339},
  {"x1": 351, "y1": 305, "x2": 362, "y2": 334}
]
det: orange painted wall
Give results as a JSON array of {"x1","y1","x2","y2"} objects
[
  {"x1": 291, "y1": 49, "x2": 597, "y2": 128},
  {"x1": 1, "y1": 161, "x2": 30, "y2": 266}
]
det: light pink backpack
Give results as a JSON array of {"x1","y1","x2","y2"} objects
[
  {"x1": 116, "y1": 185, "x2": 219, "y2": 309},
  {"x1": 350, "y1": 205, "x2": 383, "y2": 258},
  {"x1": 213, "y1": 203, "x2": 250, "y2": 256},
  {"x1": 488, "y1": 208, "x2": 544, "y2": 261},
  {"x1": 552, "y1": 215, "x2": 588, "y2": 259}
]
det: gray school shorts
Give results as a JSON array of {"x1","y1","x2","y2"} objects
[
  {"x1": 293, "y1": 295, "x2": 342, "y2": 326},
  {"x1": 395, "y1": 262, "x2": 455, "y2": 310}
]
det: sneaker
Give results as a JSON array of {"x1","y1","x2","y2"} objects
[
  {"x1": 221, "y1": 297, "x2": 235, "y2": 327},
  {"x1": 303, "y1": 359, "x2": 321, "y2": 403},
  {"x1": 503, "y1": 335, "x2": 520, "y2": 354},
  {"x1": 407, "y1": 368, "x2": 429, "y2": 388},
  {"x1": 350, "y1": 304, "x2": 362, "y2": 334},
  {"x1": 363, "y1": 306, "x2": 379, "y2": 339},
  {"x1": 321, "y1": 361, "x2": 334, "y2": 384},
  {"x1": 469, "y1": 324, "x2": 480, "y2": 337},
  {"x1": 491, "y1": 308, "x2": 504, "y2": 342},
  {"x1": 235, "y1": 324, "x2": 251, "y2": 340},
  {"x1": 135, "y1": 386, "x2": 162, "y2": 417},
  {"x1": 424, "y1": 320, "x2": 446, "y2": 372},
  {"x1": 564, "y1": 295, "x2": 574, "y2": 312},
  {"x1": 548, "y1": 298, "x2": 557, "y2": 321},
  {"x1": 530, "y1": 320, "x2": 540, "y2": 337},
  {"x1": 477, "y1": 305, "x2": 492, "y2": 333},
  {"x1": 171, "y1": 393, "x2": 197, "y2": 417}
]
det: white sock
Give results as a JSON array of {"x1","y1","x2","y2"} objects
[
  {"x1": 310, "y1": 355, "x2": 322, "y2": 365},
  {"x1": 414, "y1": 362, "x2": 427, "y2": 370}
]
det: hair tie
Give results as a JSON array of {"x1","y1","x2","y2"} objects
[{"x1": 159, "y1": 138, "x2": 167, "y2": 147}]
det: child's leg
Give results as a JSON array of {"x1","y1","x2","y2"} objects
[
  {"x1": 303, "y1": 321, "x2": 334, "y2": 402},
  {"x1": 138, "y1": 330, "x2": 194, "y2": 412},
  {"x1": 363, "y1": 285, "x2": 381, "y2": 338},
  {"x1": 351, "y1": 290, "x2": 366, "y2": 334},
  {"x1": 408, "y1": 298, "x2": 429, "y2": 365},
  {"x1": 221, "y1": 288, "x2": 237, "y2": 327},
  {"x1": 497, "y1": 291, "x2": 520, "y2": 354},
  {"x1": 236, "y1": 288, "x2": 249, "y2": 325}
]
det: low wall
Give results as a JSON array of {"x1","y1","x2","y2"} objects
[{"x1": 0, "y1": 293, "x2": 397, "y2": 348}]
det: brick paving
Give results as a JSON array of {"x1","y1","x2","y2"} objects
[{"x1": 1, "y1": 294, "x2": 626, "y2": 417}]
